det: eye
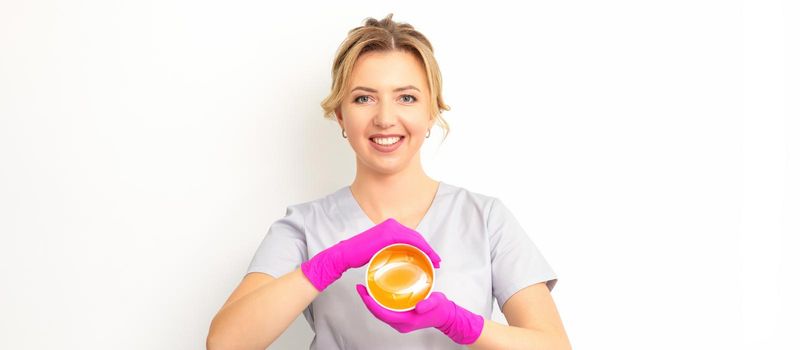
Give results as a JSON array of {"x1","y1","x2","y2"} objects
[
  {"x1": 400, "y1": 95, "x2": 417, "y2": 103},
  {"x1": 354, "y1": 95, "x2": 371, "y2": 104}
]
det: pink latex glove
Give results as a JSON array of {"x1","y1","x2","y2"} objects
[
  {"x1": 355, "y1": 284, "x2": 485, "y2": 345},
  {"x1": 300, "y1": 218, "x2": 441, "y2": 292}
]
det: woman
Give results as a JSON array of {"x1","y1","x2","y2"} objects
[{"x1": 207, "y1": 14, "x2": 571, "y2": 350}]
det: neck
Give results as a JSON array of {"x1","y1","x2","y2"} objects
[{"x1": 350, "y1": 154, "x2": 438, "y2": 218}]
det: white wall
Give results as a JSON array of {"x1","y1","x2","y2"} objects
[{"x1": 1, "y1": 1, "x2": 796, "y2": 349}]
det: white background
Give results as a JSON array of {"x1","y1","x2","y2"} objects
[{"x1": 1, "y1": 1, "x2": 797, "y2": 349}]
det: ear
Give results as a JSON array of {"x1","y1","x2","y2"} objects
[{"x1": 335, "y1": 107, "x2": 343, "y2": 127}]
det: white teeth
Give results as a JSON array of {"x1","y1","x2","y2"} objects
[{"x1": 372, "y1": 136, "x2": 401, "y2": 145}]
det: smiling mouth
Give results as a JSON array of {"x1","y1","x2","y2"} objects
[{"x1": 369, "y1": 136, "x2": 405, "y2": 146}]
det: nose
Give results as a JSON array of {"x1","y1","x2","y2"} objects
[{"x1": 373, "y1": 99, "x2": 398, "y2": 128}]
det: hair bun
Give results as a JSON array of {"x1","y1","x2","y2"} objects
[{"x1": 364, "y1": 13, "x2": 396, "y2": 29}]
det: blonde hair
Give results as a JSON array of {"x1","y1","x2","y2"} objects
[{"x1": 320, "y1": 13, "x2": 451, "y2": 142}]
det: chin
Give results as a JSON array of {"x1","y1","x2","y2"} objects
[{"x1": 363, "y1": 157, "x2": 408, "y2": 175}]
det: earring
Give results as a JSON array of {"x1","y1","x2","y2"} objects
[
  {"x1": 426, "y1": 129, "x2": 431, "y2": 138},
  {"x1": 342, "y1": 129, "x2": 347, "y2": 139}
]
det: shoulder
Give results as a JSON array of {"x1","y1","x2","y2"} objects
[
  {"x1": 267, "y1": 190, "x2": 339, "y2": 238},
  {"x1": 437, "y1": 182, "x2": 506, "y2": 232},
  {"x1": 441, "y1": 183, "x2": 525, "y2": 234},
  {"x1": 280, "y1": 185, "x2": 351, "y2": 220},
  {"x1": 438, "y1": 181, "x2": 498, "y2": 210}
]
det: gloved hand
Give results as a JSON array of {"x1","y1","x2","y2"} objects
[
  {"x1": 300, "y1": 218, "x2": 441, "y2": 292},
  {"x1": 355, "y1": 285, "x2": 485, "y2": 345}
]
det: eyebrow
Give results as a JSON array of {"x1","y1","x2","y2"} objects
[{"x1": 350, "y1": 85, "x2": 421, "y2": 93}]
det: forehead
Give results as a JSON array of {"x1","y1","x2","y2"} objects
[{"x1": 349, "y1": 50, "x2": 428, "y2": 91}]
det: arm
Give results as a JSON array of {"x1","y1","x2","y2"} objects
[
  {"x1": 468, "y1": 320, "x2": 570, "y2": 350},
  {"x1": 469, "y1": 282, "x2": 571, "y2": 350},
  {"x1": 355, "y1": 281, "x2": 570, "y2": 349},
  {"x1": 207, "y1": 218, "x2": 441, "y2": 350},
  {"x1": 206, "y1": 269, "x2": 318, "y2": 350}
]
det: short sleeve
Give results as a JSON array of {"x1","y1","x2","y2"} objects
[
  {"x1": 246, "y1": 204, "x2": 308, "y2": 278},
  {"x1": 488, "y1": 198, "x2": 559, "y2": 309}
]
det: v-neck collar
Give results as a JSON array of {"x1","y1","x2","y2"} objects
[{"x1": 343, "y1": 181, "x2": 445, "y2": 232}]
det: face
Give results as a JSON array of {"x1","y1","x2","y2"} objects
[{"x1": 336, "y1": 50, "x2": 434, "y2": 175}]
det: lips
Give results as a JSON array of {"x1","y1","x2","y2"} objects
[
  {"x1": 369, "y1": 133, "x2": 405, "y2": 139},
  {"x1": 369, "y1": 136, "x2": 405, "y2": 153}
]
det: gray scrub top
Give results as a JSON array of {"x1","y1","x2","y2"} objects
[{"x1": 246, "y1": 181, "x2": 559, "y2": 350}]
